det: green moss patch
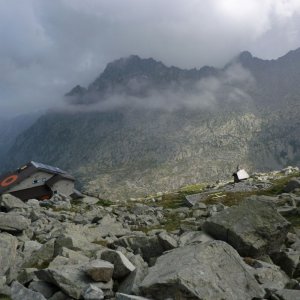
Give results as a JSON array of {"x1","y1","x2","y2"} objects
[
  {"x1": 179, "y1": 183, "x2": 206, "y2": 195},
  {"x1": 96, "y1": 199, "x2": 113, "y2": 207}
]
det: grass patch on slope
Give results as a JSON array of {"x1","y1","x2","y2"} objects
[
  {"x1": 204, "y1": 172, "x2": 300, "y2": 207},
  {"x1": 179, "y1": 183, "x2": 206, "y2": 195},
  {"x1": 96, "y1": 199, "x2": 113, "y2": 207}
]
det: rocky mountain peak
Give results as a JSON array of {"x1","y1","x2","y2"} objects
[
  {"x1": 99, "y1": 55, "x2": 167, "y2": 81},
  {"x1": 65, "y1": 85, "x2": 87, "y2": 97},
  {"x1": 233, "y1": 51, "x2": 255, "y2": 67}
]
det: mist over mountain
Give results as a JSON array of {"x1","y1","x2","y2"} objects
[
  {"x1": 0, "y1": 113, "x2": 41, "y2": 159},
  {"x1": 2, "y1": 49, "x2": 300, "y2": 199}
]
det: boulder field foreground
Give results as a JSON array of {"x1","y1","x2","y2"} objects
[{"x1": 1, "y1": 167, "x2": 300, "y2": 299}]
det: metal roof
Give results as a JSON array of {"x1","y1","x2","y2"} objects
[{"x1": 30, "y1": 161, "x2": 67, "y2": 175}]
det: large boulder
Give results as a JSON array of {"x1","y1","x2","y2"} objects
[
  {"x1": 284, "y1": 178, "x2": 300, "y2": 193},
  {"x1": 54, "y1": 232, "x2": 100, "y2": 256},
  {"x1": 273, "y1": 289, "x2": 300, "y2": 300},
  {"x1": 270, "y1": 249, "x2": 300, "y2": 277},
  {"x1": 0, "y1": 212, "x2": 30, "y2": 232},
  {"x1": 140, "y1": 240, "x2": 264, "y2": 300},
  {"x1": 28, "y1": 281, "x2": 58, "y2": 298},
  {"x1": 84, "y1": 260, "x2": 114, "y2": 282},
  {"x1": 101, "y1": 250, "x2": 136, "y2": 279},
  {"x1": 113, "y1": 235, "x2": 164, "y2": 263},
  {"x1": 82, "y1": 284, "x2": 104, "y2": 300},
  {"x1": 0, "y1": 233, "x2": 18, "y2": 276},
  {"x1": 11, "y1": 281, "x2": 47, "y2": 300},
  {"x1": 202, "y1": 197, "x2": 290, "y2": 257},
  {"x1": 0, "y1": 194, "x2": 28, "y2": 210},
  {"x1": 22, "y1": 239, "x2": 55, "y2": 269},
  {"x1": 35, "y1": 263, "x2": 113, "y2": 299},
  {"x1": 118, "y1": 254, "x2": 148, "y2": 295},
  {"x1": 247, "y1": 260, "x2": 289, "y2": 291}
]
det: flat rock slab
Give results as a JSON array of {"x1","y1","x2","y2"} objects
[
  {"x1": 140, "y1": 240, "x2": 264, "y2": 300},
  {"x1": 202, "y1": 197, "x2": 290, "y2": 257},
  {"x1": 0, "y1": 212, "x2": 30, "y2": 232}
]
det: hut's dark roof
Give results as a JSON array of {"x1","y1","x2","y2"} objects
[
  {"x1": 0, "y1": 161, "x2": 74, "y2": 195},
  {"x1": 30, "y1": 161, "x2": 67, "y2": 175}
]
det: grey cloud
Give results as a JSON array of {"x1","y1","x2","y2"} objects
[
  {"x1": 59, "y1": 63, "x2": 255, "y2": 113},
  {"x1": 0, "y1": 0, "x2": 300, "y2": 116}
]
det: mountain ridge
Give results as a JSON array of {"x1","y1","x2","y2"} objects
[{"x1": 2, "y1": 48, "x2": 300, "y2": 199}]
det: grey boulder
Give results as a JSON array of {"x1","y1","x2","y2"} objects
[
  {"x1": 140, "y1": 240, "x2": 264, "y2": 300},
  {"x1": 0, "y1": 212, "x2": 30, "y2": 232},
  {"x1": 273, "y1": 289, "x2": 300, "y2": 300},
  {"x1": 248, "y1": 260, "x2": 289, "y2": 291},
  {"x1": 0, "y1": 194, "x2": 28, "y2": 210},
  {"x1": 82, "y1": 284, "x2": 104, "y2": 300},
  {"x1": 202, "y1": 197, "x2": 290, "y2": 257},
  {"x1": 35, "y1": 263, "x2": 113, "y2": 299},
  {"x1": 116, "y1": 293, "x2": 150, "y2": 300},
  {"x1": 113, "y1": 235, "x2": 164, "y2": 263},
  {"x1": 28, "y1": 281, "x2": 57, "y2": 298},
  {"x1": 11, "y1": 281, "x2": 47, "y2": 300},
  {"x1": 118, "y1": 254, "x2": 148, "y2": 295},
  {"x1": 284, "y1": 178, "x2": 300, "y2": 193},
  {"x1": 84, "y1": 260, "x2": 114, "y2": 282},
  {"x1": 101, "y1": 250, "x2": 135, "y2": 279},
  {"x1": 157, "y1": 231, "x2": 178, "y2": 250},
  {"x1": 0, "y1": 233, "x2": 18, "y2": 276}
]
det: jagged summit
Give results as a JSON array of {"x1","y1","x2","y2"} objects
[
  {"x1": 90, "y1": 55, "x2": 169, "y2": 89},
  {"x1": 238, "y1": 51, "x2": 253, "y2": 62},
  {"x1": 103, "y1": 55, "x2": 165, "y2": 73},
  {"x1": 65, "y1": 48, "x2": 300, "y2": 104},
  {"x1": 65, "y1": 54, "x2": 218, "y2": 104},
  {"x1": 65, "y1": 85, "x2": 87, "y2": 97}
]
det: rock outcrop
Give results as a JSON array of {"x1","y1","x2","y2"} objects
[
  {"x1": 140, "y1": 240, "x2": 265, "y2": 300},
  {"x1": 202, "y1": 196, "x2": 291, "y2": 257}
]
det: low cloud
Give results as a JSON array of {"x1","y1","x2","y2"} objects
[
  {"x1": 0, "y1": 0, "x2": 299, "y2": 116},
  {"x1": 59, "y1": 63, "x2": 255, "y2": 113}
]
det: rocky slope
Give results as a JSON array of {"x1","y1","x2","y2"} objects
[
  {"x1": 1, "y1": 167, "x2": 300, "y2": 299},
  {"x1": 2, "y1": 50, "x2": 300, "y2": 199}
]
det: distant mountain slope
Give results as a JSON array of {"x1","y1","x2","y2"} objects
[
  {"x1": 3, "y1": 49, "x2": 300, "y2": 199},
  {"x1": 0, "y1": 113, "x2": 40, "y2": 170}
]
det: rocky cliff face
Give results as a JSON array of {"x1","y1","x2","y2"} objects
[{"x1": 2, "y1": 50, "x2": 300, "y2": 199}]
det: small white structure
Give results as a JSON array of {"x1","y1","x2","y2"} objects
[{"x1": 233, "y1": 167, "x2": 249, "y2": 183}]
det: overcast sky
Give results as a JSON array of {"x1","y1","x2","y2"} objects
[{"x1": 1, "y1": 0, "x2": 300, "y2": 117}]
